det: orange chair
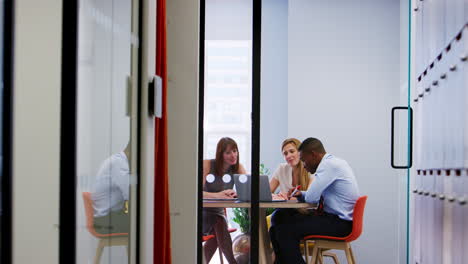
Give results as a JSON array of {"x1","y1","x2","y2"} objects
[
  {"x1": 82, "y1": 192, "x2": 129, "y2": 264},
  {"x1": 303, "y1": 196, "x2": 368, "y2": 264}
]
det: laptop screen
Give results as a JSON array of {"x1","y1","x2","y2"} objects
[{"x1": 233, "y1": 174, "x2": 273, "y2": 202}]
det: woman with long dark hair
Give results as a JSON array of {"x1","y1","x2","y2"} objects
[{"x1": 203, "y1": 137, "x2": 246, "y2": 263}]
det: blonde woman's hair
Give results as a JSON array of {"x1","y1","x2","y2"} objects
[{"x1": 281, "y1": 138, "x2": 311, "y2": 191}]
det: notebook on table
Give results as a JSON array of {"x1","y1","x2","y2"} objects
[{"x1": 203, "y1": 198, "x2": 238, "y2": 201}]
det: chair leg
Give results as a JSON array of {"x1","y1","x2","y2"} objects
[
  {"x1": 344, "y1": 245, "x2": 354, "y2": 264},
  {"x1": 310, "y1": 244, "x2": 319, "y2": 264},
  {"x1": 349, "y1": 246, "x2": 356, "y2": 264},
  {"x1": 94, "y1": 239, "x2": 105, "y2": 264},
  {"x1": 323, "y1": 251, "x2": 340, "y2": 264},
  {"x1": 317, "y1": 249, "x2": 324, "y2": 264},
  {"x1": 304, "y1": 241, "x2": 309, "y2": 263}
]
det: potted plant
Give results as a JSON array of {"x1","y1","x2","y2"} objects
[
  {"x1": 231, "y1": 164, "x2": 274, "y2": 263},
  {"x1": 231, "y1": 207, "x2": 250, "y2": 263}
]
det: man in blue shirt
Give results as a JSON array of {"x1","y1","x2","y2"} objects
[{"x1": 269, "y1": 137, "x2": 360, "y2": 264}]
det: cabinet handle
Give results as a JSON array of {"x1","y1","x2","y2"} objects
[{"x1": 390, "y1": 106, "x2": 413, "y2": 169}]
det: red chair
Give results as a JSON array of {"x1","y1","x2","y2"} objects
[
  {"x1": 203, "y1": 235, "x2": 215, "y2": 241},
  {"x1": 82, "y1": 192, "x2": 129, "y2": 264},
  {"x1": 303, "y1": 196, "x2": 368, "y2": 264}
]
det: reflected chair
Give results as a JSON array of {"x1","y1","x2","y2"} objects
[
  {"x1": 303, "y1": 196, "x2": 368, "y2": 264},
  {"x1": 266, "y1": 214, "x2": 339, "y2": 264},
  {"x1": 82, "y1": 192, "x2": 129, "y2": 264}
]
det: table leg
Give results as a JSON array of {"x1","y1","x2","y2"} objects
[{"x1": 259, "y1": 208, "x2": 273, "y2": 264}]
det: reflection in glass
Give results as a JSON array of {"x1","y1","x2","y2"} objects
[
  {"x1": 76, "y1": 0, "x2": 136, "y2": 263},
  {"x1": 91, "y1": 143, "x2": 130, "y2": 234}
]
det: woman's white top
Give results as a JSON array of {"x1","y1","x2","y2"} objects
[{"x1": 271, "y1": 163, "x2": 313, "y2": 193}]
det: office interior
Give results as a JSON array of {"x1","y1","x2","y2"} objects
[{"x1": 1, "y1": 0, "x2": 467, "y2": 263}]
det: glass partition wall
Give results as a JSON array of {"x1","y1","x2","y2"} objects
[
  {"x1": 259, "y1": 1, "x2": 411, "y2": 263},
  {"x1": 200, "y1": 0, "x2": 255, "y2": 263},
  {"x1": 75, "y1": 0, "x2": 140, "y2": 263},
  {"x1": 200, "y1": 0, "x2": 412, "y2": 263}
]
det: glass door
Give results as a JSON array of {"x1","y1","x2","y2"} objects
[
  {"x1": 75, "y1": 0, "x2": 140, "y2": 263},
  {"x1": 259, "y1": 0, "x2": 412, "y2": 263}
]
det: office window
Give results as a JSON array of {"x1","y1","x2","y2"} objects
[{"x1": 204, "y1": 40, "x2": 252, "y2": 172}]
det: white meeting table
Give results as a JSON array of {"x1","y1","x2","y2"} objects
[{"x1": 203, "y1": 200, "x2": 317, "y2": 264}]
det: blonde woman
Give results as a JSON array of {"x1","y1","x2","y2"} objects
[
  {"x1": 270, "y1": 138, "x2": 313, "y2": 197},
  {"x1": 268, "y1": 138, "x2": 314, "y2": 262}
]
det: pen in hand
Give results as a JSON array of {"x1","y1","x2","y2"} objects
[{"x1": 289, "y1": 185, "x2": 301, "y2": 198}]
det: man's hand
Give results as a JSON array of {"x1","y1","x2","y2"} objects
[{"x1": 287, "y1": 187, "x2": 302, "y2": 199}]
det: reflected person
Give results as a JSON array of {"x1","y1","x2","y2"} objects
[
  {"x1": 203, "y1": 137, "x2": 246, "y2": 264},
  {"x1": 91, "y1": 143, "x2": 130, "y2": 234}
]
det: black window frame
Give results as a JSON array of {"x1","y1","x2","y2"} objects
[
  {"x1": 1, "y1": 0, "x2": 15, "y2": 263},
  {"x1": 197, "y1": 0, "x2": 262, "y2": 263}
]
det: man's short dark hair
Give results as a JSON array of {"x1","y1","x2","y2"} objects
[{"x1": 298, "y1": 138, "x2": 326, "y2": 154}]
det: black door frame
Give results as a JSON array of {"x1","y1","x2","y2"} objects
[
  {"x1": 197, "y1": 0, "x2": 262, "y2": 262},
  {"x1": 1, "y1": 0, "x2": 15, "y2": 263}
]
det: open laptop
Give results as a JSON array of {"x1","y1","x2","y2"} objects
[{"x1": 233, "y1": 174, "x2": 286, "y2": 202}]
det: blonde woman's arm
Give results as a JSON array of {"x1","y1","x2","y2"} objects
[
  {"x1": 269, "y1": 178, "x2": 280, "y2": 193},
  {"x1": 269, "y1": 165, "x2": 283, "y2": 193}
]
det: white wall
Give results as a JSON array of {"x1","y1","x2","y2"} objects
[
  {"x1": 260, "y1": 0, "x2": 289, "y2": 177},
  {"x1": 13, "y1": 1, "x2": 62, "y2": 263},
  {"x1": 167, "y1": 0, "x2": 199, "y2": 262},
  {"x1": 288, "y1": 0, "x2": 402, "y2": 263},
  {"x1": 205, "y1": 0, "x2": 251, "y2": 41}
]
